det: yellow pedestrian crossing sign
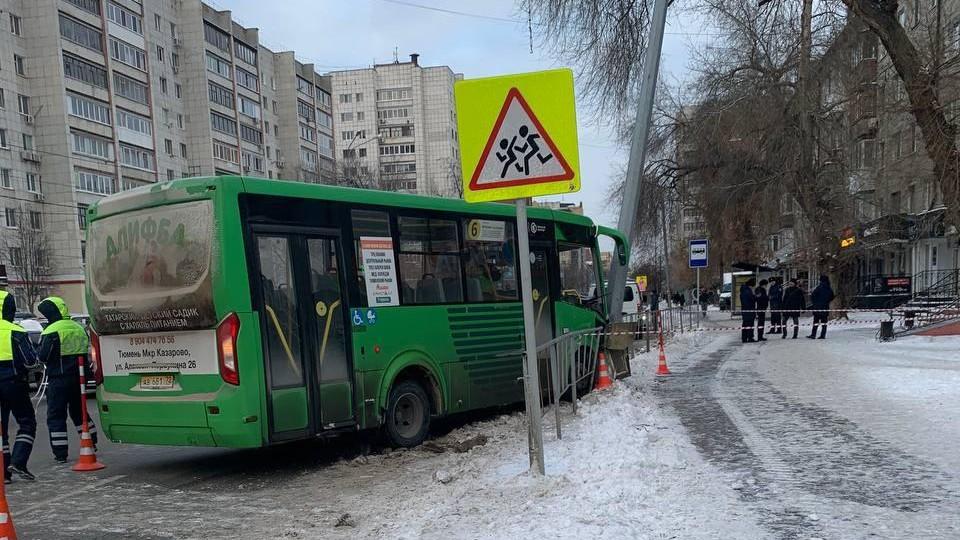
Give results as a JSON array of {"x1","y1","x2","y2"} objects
[{"x1": 455, "y1": 69, "x2": 581, "y2": 203}]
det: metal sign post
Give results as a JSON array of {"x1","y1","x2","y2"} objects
[
  {"x1": 455, "y1": 69, "x2": 582, "y2": 476},
  {"x1": 515, "y1": 199, "x2": 545, "y2": 475}
]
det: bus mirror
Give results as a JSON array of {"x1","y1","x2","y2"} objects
[
  {"x1": 597, "y1": 225, "x2": 628, "y2": 266},
  {"x1": 616, "y1": 242, "x2": 627, "y2": 266}
]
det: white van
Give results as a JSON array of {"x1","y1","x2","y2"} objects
[{"x1": 590, "y1": 282, "x2": 649, "y2": 318}]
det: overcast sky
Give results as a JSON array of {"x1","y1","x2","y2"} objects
[{"x1": 215, "y1": 0, "x2": 705, "y2": 230}]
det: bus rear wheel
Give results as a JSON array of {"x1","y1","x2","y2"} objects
[{"x1": 384, "y1": 380, "x2": 431, "y2": 448}]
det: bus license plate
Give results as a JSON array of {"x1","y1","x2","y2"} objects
[{"x1": 139, "y1": 375, "x2": 174, "y2": 390}]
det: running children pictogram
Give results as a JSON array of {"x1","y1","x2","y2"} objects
[{"x1": 471, "y1": 88, "x2": 574, "y2": 190}]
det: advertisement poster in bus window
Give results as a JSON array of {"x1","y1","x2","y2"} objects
[
  {"x1": 87, "y1": 200, "x2": 217, "y2": 334},
  {"x1": 360, "y1": 236, "x2": 400, "y2": 306}
]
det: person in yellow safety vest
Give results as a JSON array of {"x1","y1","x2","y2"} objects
[
  {"x1": 0, "y1": 291, "x2": 39, "y2": 482},
  {"x1": 37, "y1": 296, "x2": 97, "y2": 463}
]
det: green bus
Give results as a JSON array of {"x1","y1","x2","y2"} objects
[{"x1": 85, "y1": 176, "x2": 627, "y2": 448}]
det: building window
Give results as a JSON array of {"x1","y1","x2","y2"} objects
[
  {"x1": 172, "y1": 52, "x2": 179, "y2": 71},
  {"x1": 212, "y1": 140, "x2": 239, "y2": 163},
  {"x1": 376, "y1": 107, "x2": 410, "y2": 120},
  {"x1": 25, "y1": 173, "x2": 38, "y2": 193},
  {"x1": 205, "y1": 51, "x2": 232, "y2": 79},
  {"x1": 234, "y1": 41, "x2": 257, "y2": 65},
  {"x1": 153, "y1": 13, "x2": 161, "y2": 31},
  {"x1": 175, "y1": 83, "x2": 182, "y2": 99},
  {"x1": 317, "y1": 90, "x2": 331, "y2": 108},
  {"x1": 116, "y1": 108, "x2": 152, "y2": 135},
  {"x1": 357, "y1": 111, "x2": 365, "y2": 121},
  {"x1": 242, "y1": 151, "x2": 264, "y2": 172},
  {"x1": 238, "y1": 95, "x2": 261, "y2": 119},
  {"x1": 0, "y1": 89, "x2": 5, "y2": 109},
  {"x1": 63, "y1": 53, "x2": 108, "y2": 88},
  {"x1": 75, "y1": 169, "x2": 115, "y2": 195},
  {"x1": 319, "y1": 134, "x2": 334, "y2": 159},
  {"x1": 156, "y1": 45, "x2": 164, "y2": 63},
  {"x1": 379, "y1": 125, "x2": 415, "y2": 138},
  {"x1": 180, "y1": 143, "x2": 188, "y2": 158},
  {"x1": 210, "y1": 111, "x2": 237, "y2": 136},
  {"x1": 381, "y1": 161, "x2": 416, "y2": 177},
  {"x1": 208, "y1": 81, "x2": 234, "y2": 109},
  {"x1": 164, "y1": 138, "x2": 173, "y2": 155},
  {"x1": 66, "y1": 93, "x2": 111, "y2": 125},
  {"x1": 341, "y1": 112, "x2": 353, "y2": 122},
  {"x1": 29, "y1": 210, "x2": 41, "y2": 230},
  {"x1": 300, "y1": 123, "x2": 316, "y2": 143},
  {"x1": 119, "y1": 143, "x2": 155, "y2": 171},
  {"x1": 110, "y1": 38, "x2": 147, "y2": 71},
  {"x1": 355, "y1": 93, "x2": 363, "y2": 102},
  {"x1": 240, "y1": 124, "x2": 263, "y2": 145},
  {"x1": 379, "y1": 143, "x2": 415, "y2": 156},
  {"x1": 21, "y1": 134, "x2": 32, "y2": 151},
  {"x1": 0, "y1": 130, "x2": 7, "y2": 149},
  {"x1": 106, "y1": 2, "x2": 142, "y2": 34},
  {"x1": 9, "y1": 14, "x2": 22, "y2": 36},
  {"x1": 71, "y1": 130, "x2": 114, "y2": 159},
  {"x1": 376, "y1": 88, "x2": 411, "y2": 101},
  {"x1": 4, "y1": 208, "x2": 17, "y2": 228},
  {"x1": 339, "y1": 93, "x2": 352, "y2": 104},
  {"x1": 0, "y1": 169, "x2": 10, "y2": 189},
  {"x1": 65, "y1": 0, "x2": 100, "y2": 15},
  {"x1": 113, "y1": 72, "x2": 148, "y2": 104},
  {"x1": 318, "y1": 111, "x2": 333, "y2": 129},
  {"x1": 341, "y1": 130, "x2": 355, "y2": 142},
  {"x1": 16, "y1": 94, "x2": 29, "y2": 115},
  {"x1": 166, "y1": 168, "x2": 175, "y2": 181},
  {"x1": 297, "y1": 100, "x2": 315, "y2": 122},
  {"x1": 14, "y1": 54, "x2": 25, "y2": 76},
  {"x1": 203, "y1": 22, "x2": 230, "y2": 52},
  {"x1": 235, "y1": 67, "x2": 259, "y2": 92},
  {"x1": 159, "y1": 76, "x2": 168, "y2": 94},
  {"x1": 59, "y1": 13, "x2": 103, "y2": 52},
  {"x1": 297, "y1": 76, "x2": 313, "y2": 96},
  {"x1": 299, "y1": 147, "x2": 318, "y2": 171}
]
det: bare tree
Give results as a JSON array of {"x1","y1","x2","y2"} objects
[
  {"x1": 0, "y1": 209, "x2": 54, "y2": 311},
  {"x1": 841, "y1": 0, "x2": 960, "y2": 228},
  {"x1": 332, "y1": 150, "x2": 381, "y2": 190}
]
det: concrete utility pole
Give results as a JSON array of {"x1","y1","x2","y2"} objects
[{"x1": 607, "y1": 0, "x2": 670, "y2": 321}]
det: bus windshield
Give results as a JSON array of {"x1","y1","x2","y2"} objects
[{"x1": 87, "y1": 200, "x2": 218, "y2": 334}]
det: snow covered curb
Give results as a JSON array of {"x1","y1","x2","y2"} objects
[{"x1": 271, "y1": 330, "x2": 767, "y2": 539}]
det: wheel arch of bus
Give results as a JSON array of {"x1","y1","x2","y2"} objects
[{"x1": 377, "y1": 347, "x2": 448, "y2": 420}]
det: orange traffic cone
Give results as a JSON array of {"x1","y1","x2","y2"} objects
[
  {"x1": 0, "y1": 452, "x2": 19, "y2": 540},
  {"x1": 593, "y1": 351, "x2": 614, "y2": 391},
  {"x1": 73, "y1": 357, "x2": 105, "y2": 472},
  {"x1": 656, "y1": 312, "x2": 671, "y2": 376}
]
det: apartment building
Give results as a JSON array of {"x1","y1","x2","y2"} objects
[
  {"x1": 0, "y1": 0, "x2": 336, "y2": 311},
  {"x1": 328, "y1": 55, "x2": 463, "y2": 197}
]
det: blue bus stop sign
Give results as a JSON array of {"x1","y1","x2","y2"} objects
[{"x1": 689, "y1": 239, "x2": 708, "y2": 268}]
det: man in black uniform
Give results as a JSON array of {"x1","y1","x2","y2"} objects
[
  {"x1": 740, "y1": 278, "x2": 757, "y2": 343},
  {"x1": 0, "y1": 291, "x2": 38, "y2": 481},
  {"x1": 768, "y1": 277, "x2": 784, "y2": 336},
  {"x1": 755, "y1": 279, "x2": 769, "y2": 341},
  {"x1": 781, "y1": 279, "x2": 805, "y2": 339}
]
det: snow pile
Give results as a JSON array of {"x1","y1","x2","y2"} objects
[{"x1": 269, "y1": 331, "x2": 766, "y2": 539}]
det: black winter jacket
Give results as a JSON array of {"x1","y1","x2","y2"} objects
[
  {"x1": 768, "y1": 283, "x2": 784, "y2": 309},
  {"x1": 782, "y1": 286, "x2": 805, "y2": 312}
]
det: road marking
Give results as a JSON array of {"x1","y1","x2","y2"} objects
[{"x1": 17, "y1": 475, "x2": 126, "y2": 516}]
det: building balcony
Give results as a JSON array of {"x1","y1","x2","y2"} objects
[{"x1": 20, "y1": 150, "x2": 40, "y2": 163}]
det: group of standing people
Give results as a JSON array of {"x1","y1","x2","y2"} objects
[
  {"x1": 0, "y1": 292, "x2": 97, "y2": 483},
  {"x1": 739, "y1": 275, "x2": 835, "y2": 343}
]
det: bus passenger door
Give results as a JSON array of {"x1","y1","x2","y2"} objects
[
  {"x1": 304, "y1": 237, "x2": 354, "y2": 428},
  {"x1": 530, "y1": 247, "x2": 555, "y2": 346},
  {"x1": 255, "y1": 234, "x2": 311, "y2": 442}
]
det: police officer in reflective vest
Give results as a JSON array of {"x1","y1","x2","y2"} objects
[
  {"x1": 38, "y1": 296, "x2": 97, "y2": 463},
  {"x1": 0, "y1": 291, "x2": 38, "y2": 481}
]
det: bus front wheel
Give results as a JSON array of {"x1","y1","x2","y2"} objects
[{"x1": 384, "y1": 380, "x2": 431, "y2": 448}]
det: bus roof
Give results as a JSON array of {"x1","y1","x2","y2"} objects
[{"x1": 90, "y1": 175, "x2": 599, "y2": 229}]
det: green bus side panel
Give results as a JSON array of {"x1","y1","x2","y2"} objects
[
  {"x1": 270, "y1": 386, "x2": 309, "y2": 433},
  {"x1": 360, "y1": 370, "x2": 383, "y2": 428},
  {"x1": 110, "y1": 426, "x2": 216, "y2": 447},
  {"x1": 352, "y1": 303, "x2": 525, "y2": 424}
]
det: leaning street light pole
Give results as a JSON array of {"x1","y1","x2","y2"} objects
[{"x1": 607, "y1": 0, "x2": 671, "y2": 321}]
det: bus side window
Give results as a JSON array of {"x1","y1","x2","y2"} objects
[
  {"x1": 462, "y1": 219, "x2": 518, "y2": 303},
  {"x1": 351, "y1": 209, "x2": 392, "y2": 307},
  {"x1": 397, "y1": 216, "x2": 463, "y2": 305},
  {"x1": 624, "y1": 286, "x2": 634, "y2": 302}
]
